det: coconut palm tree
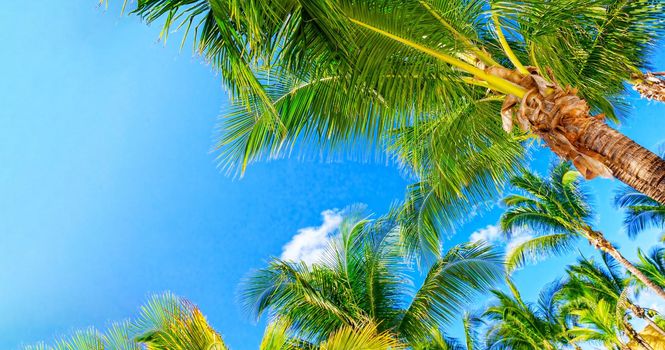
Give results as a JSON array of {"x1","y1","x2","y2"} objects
[
  {"x1": 561, "y1": 291, "x2": 631, "y2": 350},
  {"x1": 559, "y1": 254, "x2": 665, "y2": 346},
  {"x1": 411, "y1": 313, "x2": 484, "y2": 350},
  {"x1": 635, "y1": 247, "x2": 665, "y2": 290},
  {"x1": 22, "y1": 293, "x2": 225, "y2": 350},
  {"x1": 240, "y1": 213, "x2": 503, "y2": 346},
  {"x1": 23, "y1": 322, "x2": 139, "y2": 350},
  {"x1": 500, "y1": 161, "x2": 665, "y2": 299},
  {"x1": 24, "y1": 293, "x2": 401, "y2": 350},
  {"x1": 559, "y1": 273, "x2": 656, "y2": 349},
  {"x1": 483, "y1": 279, "x2": 575, "y2": 349},
  {"x1": 114, "y1": 0, "x2": 665, "y2": 204},
  {"x1": 614, "y1": 185, "x2": 665, "y2": 239},
  {"x1": 261, "y1": 318, "x2": 404, "y2": 350},
  {"x1": 133, "y1": 293, "x2": 229, "y2": 350}
]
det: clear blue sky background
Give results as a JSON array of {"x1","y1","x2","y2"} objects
[{"x1": 0, "y1": 1, "x2": 663, "y2": 349}]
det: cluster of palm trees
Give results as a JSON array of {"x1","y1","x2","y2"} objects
[
  {"x1": 28, "y1": 173, "x2": 665, "y2": 348},
  {"x1": 101, "y1": 0, "x2": 665, "y2": 270},
  {"x1": 36, "y1": 0, "x2": 665, "y2": 348}
]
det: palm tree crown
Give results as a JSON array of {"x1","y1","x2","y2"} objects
[
  {"x1": 501, "y1": 161, "x2": 665, "y2": 299},
  {"x1": 116, "y1": 0, "x2": 665, "y2": 205},
  {"x1": 240, "y1": 212, "x2": 503, "y2": 347},
  {"x1": 500, "y1": 161, "x2": 591, "y2": 272},
  {"x1": 483, "y1": 279, "x2": 573, "y2": 350}
]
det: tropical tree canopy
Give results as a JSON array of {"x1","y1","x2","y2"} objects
[
  {"x1": 115, "y1": 0, "x2": 665, "y2": 208},
  {"x1": 557, "y1": 255, "x2": 661, "y2": 349},
  {"x1": 500, "y1": 161, "x2": 665, "y2": 299},
  {"x1": 23, "y1": 293, "x2": 226, "y2": 350},
  {"x1": 24, "y1": 293, "x2": 404, "y2": 350},
  {"x1": 483, "y1": 279, "x2": 573, "y2": 349},
  {"x1": 240, "y1": 211, "x2": 503, "y2": 347}
]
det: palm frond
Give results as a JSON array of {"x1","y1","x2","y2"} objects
[
  {"x1": 493, "y1": 0, "x2": 665, "y2": 120},
  {"x1": 260, "y1": 318, "x2": 298, "y2": 350},
  {"x1": 399, "y1": 242, "x2": 502, "y2": 342},
  {"x1": 614, "y1": 186, "x2": 665, "y2": 239},
  {"x1": 134, "y1": 293, "x2": 228, "y2": 350},
  {"x1": 636, "y1": 247, "x2": 665, "y2": 290},
  {"x1": 318, "y1": 322, "x2": 404, "y2": 350},
  {"x1": 505, "y1": 233, "x2": 578, "y2": 273}
]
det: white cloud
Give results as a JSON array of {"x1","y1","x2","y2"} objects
[
  {"x1": 469, "y1": 224, "x2": 503, "y2": 244},
  {"x1": 506, "y1": 230, "x2": 534, "y2": 253},
  {"x1": 280, "y1": 209, "x2": 344, "y2": 265},
  {"x1": 469, "y1": 224, "x2": 533, "y2": 253},
  {"x1": 636, "y1": 289, "x2": 665, "y2": 315}
]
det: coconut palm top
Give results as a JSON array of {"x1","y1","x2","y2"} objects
[{"x1": 240, "y1": 212, "x2": 502, "y2": 346}]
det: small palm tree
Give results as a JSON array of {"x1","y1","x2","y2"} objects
[
  {"x1": 240, "y1": 213, "x2": 503, "y2": 346},
  {"x1": 500, "y1": 161, "x2": 665, "y2": 299},
  {"x1": 561, "y1": 294, "x2": 629, "y2": 350},
  {"x1": 560, "y1": 254, "x2": 665, "y2": 346},
  {"x1": 23, "y1": 323, "x2": 139, "y2": 350},
  {"x1": 133, "y1": 293, "x2": 229, "y2": 350},
  {"x1": 614, "y1": 185, "x2": 665, "y2": 240},
  {"x1": 483, "y1": 279, "x2": 575, "y2": 349},
  {"x1": 261, "y1": 318, "x2": 404, "y2": 350},
  {"x1": 22, "y1": 292, "x2": 224, "y2": 350},
  {"x1": 24, "y1": 293, "x2": 401, "y2": 350}
]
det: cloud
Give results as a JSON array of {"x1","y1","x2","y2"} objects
[
  {"x1": 469, "y1": 224, "x2": 503, "y2": 244},
  {"x1": 469, "y1": 224, "x2": 533, "y2": 253},
  {"x1": 636, "y1": 289, "x2": 665, "y2": 315},
  {"x1": 506, "y1": 230, "x2": 534, "y2": 253},
  {"x1": 280, "y1": 209, "x2": 344, "y2": 265}
]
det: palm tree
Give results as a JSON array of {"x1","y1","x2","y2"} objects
[
  {"x1": 500, "y1": 161, "x2": 665, "y2": 299},
  {"x1": 22, "y1": 293, "x2": 224, "y2": 350},
  {"x1": 560, "y1": 254, "x2": 665, "y2": 345},
  {"x1": 23, "y1": 322, "x2": 139, "y2": 350},
  {"x1": 24, "y1": 293, "x2": 401, "y2": 350},
  {"x1": 114, "y1": 0, "x2": 665, "y2": 203},
  {"x1": 483, "y1": 278, "x2": 576, "y2": 349},
  {"x1": 133, "y1": 293, "x2": 229, "y2": 350},
  {"x1": 240, "y1": 213, "x2": 503, "y2": 347},
  {"x1": 261, "y1": 318, "x2": 404, "y2": 350},
  {"x1": 568, "y1": 254, "x2": 665, "y2": 337},
  {"x1": 614, "y1": 185, "x2": 665, "y2": 239},
  {"x1": 561, "y1": 290, "x2": 631, "y2": 350},
  {"x1": 635, "y1": 247, "x2": 665, "y2": 290}
]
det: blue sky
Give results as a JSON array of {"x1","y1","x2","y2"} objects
[{"x1": 1, "y1": 1, "x2": 663, "y2": 349}]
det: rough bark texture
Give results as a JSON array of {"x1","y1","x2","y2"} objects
[
  {"x1": 586, "y1": 229, "x2": 665, "y2": 300},
  {"x1": 490, "y1": 67, "x2": 665, "y2": 204},
  {"x1": 577, "y1": 122, "x2": 665, "y2": 204}
]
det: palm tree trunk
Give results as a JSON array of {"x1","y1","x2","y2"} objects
[
  {"x1": 623, "y1": 317, "x2": 654, "y2": 350},
  {"x1": 346, "y1": 24, "x2": 665, "y2": 202},
  {"x1": 486, "y1": 67, "x2": 665, "y2": 204},
  {"x1": 585, "y1": 229, "x2": 665, "y2": 300},
  {"x1": 576, "y1": 121, "x2": 665, "y2": 204},
  {"x1": 627, "y1": 303, "x2": 665, "y2": 337}
]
